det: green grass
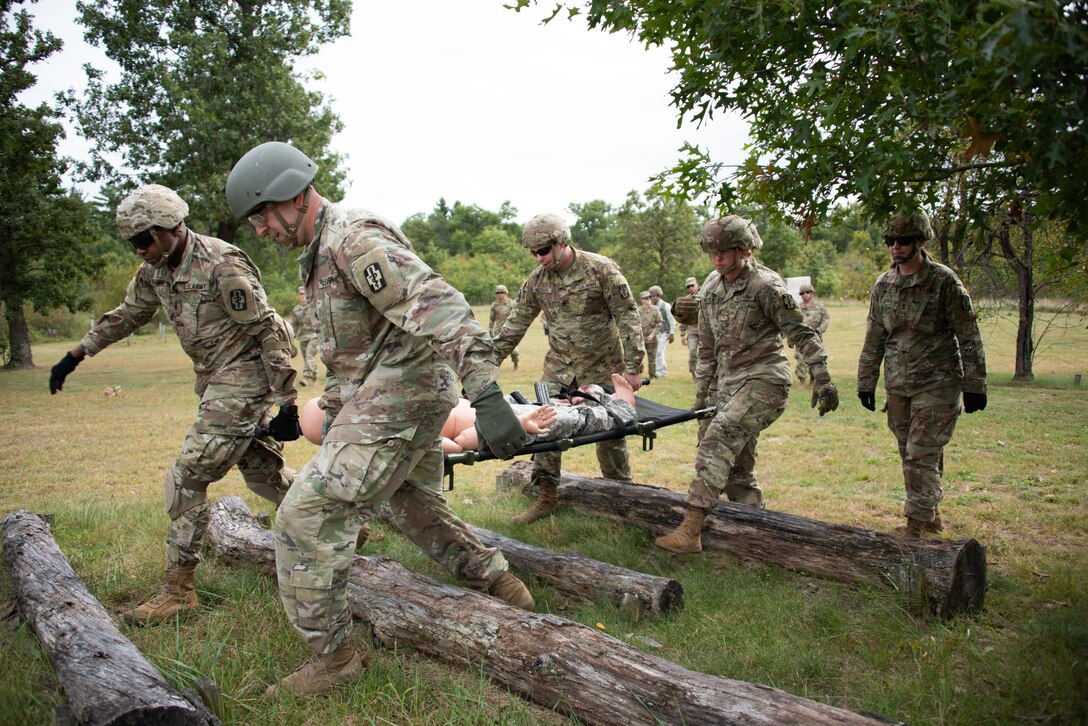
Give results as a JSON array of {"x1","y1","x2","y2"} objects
[{"x1": 1, "y1": 303, "x2": 1086, "y2": 724}]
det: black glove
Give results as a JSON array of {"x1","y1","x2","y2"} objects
[
  {"x1": 471, "y1": 382, "x2": 526, "y2": 459},
  {"x1": 268, "y1": 404, "x2": 302, "y2": 441},
  {"x1": 963, "y1": 391, "x2": 987, "y2": 413},
  {"x1": 49, "y1": 352, "x2": 82, "y2": 394},
  {"x1": 858, "y1": 390, "x2": 876, "y2": 412}
]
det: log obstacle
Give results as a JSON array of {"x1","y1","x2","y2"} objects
[
  {"x1": 504, "y1": 470, "x2": 986, "y2": 617},
  {"x1": 206, "y1": 496, "x2": 893, "y2": 726},
  {"x1": 1, "y1": 511, "x2": 219, "y2": 726}
]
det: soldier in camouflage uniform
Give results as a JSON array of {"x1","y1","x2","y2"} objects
[
  {"x1": 857, "y1": 212, "x2": 987, "y2": 538},
  {"x1": 291, "y1": 286, "x2": 321, "y2": 385},
  {"x1": 227, "y1": 142, "x2": 533, "y2": 697},
  {"x1": 492, "y1": 213, "x2": 645, "y2": 524},
  {"x1": 489, "y1": 284, "x2": 519, "y2": 371},
  {"x1": 48, "y1": 184, "x2": 299, "y2": 623},
  {"x1": 677, "y1": 276, "x2": 701, "y2": 379},
  {"x1": 656, "y1": 215, "x2": 840, "y2": 554},
  {"x1": 793, "y1": 282, "x2": 830, "y2": 384},
  {"x1": 639, "y1": 291, "x2": 662, "y2": 378}
]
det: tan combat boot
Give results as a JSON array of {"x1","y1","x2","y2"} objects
[
  {"x1": 654, "y1": 508, "x2": 708, "y2": 554},
  {"x1": 488, "y1": 571, "x2": 535, "y2": 611},
  {"x1": 265, "y1": 643, "x2": 366, "y2": 698},
  {"x1": 511, "y1": 485, "x2": 557, "y2": 524},
  {"x1": 120, "y1": 565, "x2": 199, "y2": 625},
  {"x1": 901, "y1": 514, "x2": 944, "y2": 538}
]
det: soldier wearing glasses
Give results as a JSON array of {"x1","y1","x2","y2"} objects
[
  {"x1": 48, "y1": 184, "x2": 299, "y2": 624},
  {"x1": 857, "y1": 212, "x2": 987, "y2": 538},
  {"x1": 492, "y1": 213, "x2": 645, "y2": 524}
]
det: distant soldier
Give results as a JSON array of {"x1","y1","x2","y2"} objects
[
  {"x1": 291, "y1": 286, "x2": 320, "y2": 385},
  {"x1": 858, "y1": 212, "x2": 987, "y2": 538},
  {"x1": 676, "y1": 276, "x2": 701, "y2": 379},
  {"x1": 639, "y1": 291, "x2": 663, "y2": 378},
  {"x1": 489, "y1": 284, "x2": 519, "y2": 371},
  {"x1": 648, "y1": 285, "x2": 675, "y2": 377},
  {"x1": 794, "y1": 282, "x2": 830, "y2": 384},
  {"x1": 493, "y1": 213, "x2": 645, "y2": 524},
  {"x1": 227, "y1": 142, "x2": 532, "y2": 697},
  {"x1": 48, "y1": 184, "x2": 299, "y2": 623},
  {"x1": 656, "y1": 215, "x2": 839, "y2": 554}
]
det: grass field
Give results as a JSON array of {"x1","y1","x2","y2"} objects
[{"x1": 1, "y1": 302, "x2": 1086, "y2": 725}]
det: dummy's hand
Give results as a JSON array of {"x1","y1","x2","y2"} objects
[
  {"x1": 49, "y1": 351, "x2": 82, "y2": 394},
  {"x1": 622, "y1": 372, "x2": 643, "y2": 391},
  {"x1": 808, "y1": 363, "x2": 839, "y2": 416},
  {"x1": 268, "y1": 404, "x2": 302, "y2": 441},
  {"x1": 520, "y1": 405, "x2": 556, "y2": 436},
  {"x1": 858, "y1": 390, "x2": 876, "y2": 412},
  {"x1": 672, "y1": 296, "x2": 698, "y2": 326},
  {"x1": 963, "y1": 391, "x2": 987, "y2": 413},
  {"x1": 471, "y1": 382, "x2": 527, "y2": 458}
]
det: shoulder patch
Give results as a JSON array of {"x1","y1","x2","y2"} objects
[
  {"x1": 618, "y1": 283, "x2": 630, "y2": 300},
  {"x1": 960, "y1": 288, "x2": 974, "y2": 312},
  {"x1": 220, "y1": 276, "x2": 260, "y2": 323},
  {"x1": 349, "y1": 247, "x2": 403, "y2": 312},
  {"x1": 782, "y1": 292, "x2": 797, "y2": 310}
]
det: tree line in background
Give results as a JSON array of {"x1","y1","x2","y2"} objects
[{"x1": 1, "y1": 0, "x2": 1085, "y2": 381}]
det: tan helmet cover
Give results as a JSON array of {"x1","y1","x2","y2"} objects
[
  {"x1": 116, "y1": 184, "x2": 189, "y2": 239},
  {"x1": 522, "y1": 213, "x2": 571, "y2": 249},
  {"x1": 699, "y1": 215, "x2": 763, "y2": 252}
]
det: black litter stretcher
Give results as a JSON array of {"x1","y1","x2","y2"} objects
[{"x1": 442, "y1": 384, "x2": 715, "y2": 490}]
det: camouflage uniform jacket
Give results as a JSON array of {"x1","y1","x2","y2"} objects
[
  {"x1": 489, "y1": 299, "x2": 514, "y2": 337},
  {"x1": 291, "y1": 300, "x2": 320, "y2": 342},
  {"x1": 79, "y1": 230, "x2": 297, "y2": 404},
  {"x1": 695, "y1": 263, "x2": 829, "y2": 402},
  {"x1": 639, "y1": 304, "x2": 663, "y2": 339},
  {"x1": 299, "y1": 203, "x2": 501, "y2": 443},
  {"x1": 800, "y1": 301, "x2": 830, "y2": 334},
  {"x1": 493, "y1": 248, "x2": 644, "y2": 385},
  {"x1": 857, "y1": 256, "x2": 987, "y2": 397}
]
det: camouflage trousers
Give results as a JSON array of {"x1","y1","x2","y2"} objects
[
  {"x1": 274, "y1": 413, "x2": 508, "y2": 656},
  {"x1": 687, "y1": 379, "x2": 788, "y2": 510},
  {"x1": 644, "y1": 337, "x2": 659, "y2": 378},
  {"x1": 299, "y1": 336, "x2": 320, "y2": 382},
  {"x1": 686, "y1": 335, "x2": 698, "y2": 377},
  {"x1": 167, "y1": 391, "x2": 288, "y2": 568},
  {"x1": 885, "y1": 384, "x2": 961, "y2": 523}
]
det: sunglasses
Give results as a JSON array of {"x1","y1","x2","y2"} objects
[
  {"x1": 129, "y1": 230, "x2": 155, "y2": 252},
  {"x1": 884, "y1": 235, "x2": 923, "y2": 247},
  {"x1": 801, "y1": 291, "x2": 813, "y2": 295},
  {"x1": 687, "y1": 284, "x2": 697, "y2": 289},
  {"x1": 247, "y1": 202, "x2": 276, "y2": 226},
  {"x1": 530, "y1": 243, "x2": 553, "y2": 258}
]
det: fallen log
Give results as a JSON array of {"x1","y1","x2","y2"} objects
[
  {"x1": 468, "y1": 525, "x2": 682, "y2": 619},
  {"x1": 207, "y1": 496, "x2": 892, "y2": 726},
  {"x1": 0, "y1": 511, "x2": 219, "y2": 726},
  {"x1": 506, "y1": 470, "x2": 984, "y2": 617}
]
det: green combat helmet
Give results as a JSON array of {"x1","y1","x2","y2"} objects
[
  {"x1": 522, "y1": 213, "x2": 571, "y2": 249},
  {"x1": 116, "y1": 184, "x2": 189, "y2": 268},
  {"x1": 699, "y1": 215, "x2": 764, "y2": 252},
  {"x1": 884, "y1": 212, "x2": 934, "y2": 241},
  {"x1": 226, "y1": 141, "x2": 318, "y2": 220}
]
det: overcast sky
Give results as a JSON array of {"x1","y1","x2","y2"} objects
[{"x1": 22, "y1": 0, "x2": 749, "y2": 225}]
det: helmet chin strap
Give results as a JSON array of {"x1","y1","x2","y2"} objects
[
  {"x1": 149, "y1": 227, "x2": 184, "y2": 268},
  {"x1": 893, "y1": 243, "x2": 920, "y2": 265},
  {"x1": 269, "y1": 189, "x2": 311, "y2": 244}
]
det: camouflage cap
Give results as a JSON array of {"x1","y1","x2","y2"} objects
[
  {"x1": 685, "y1": 277, "x2": 698, "y2": 286},
  {"x1": 884, "y1": 212, "x2": 934, "y2": 241},
  {"x1": 648, "y1": 285, "x2": 663, "y2": 296},
  {"x1": 639, "y1": 290, "x2": 651, "y2": 299},
  {"x1": 495, "y1": 284, "x2": 508, "y2": 294},
  {"x1": 799, "y1": 282, "x2": 815, "y2": 294},
  {"x1": 522, "y1": 213, "x2": 571, "y2": 249},
  {"x1": 700, "y1": 215, "x2": 763, "y2": 252},
  {"x1": 116, "y1": 184, "x2": 189, "y2": 239},
  {"x1": 298, "y1": 286, "x2": 306, "y2": 294}
]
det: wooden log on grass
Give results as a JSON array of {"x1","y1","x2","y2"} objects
[
  {"x1": 207, "y1": 495, "x2": 890, "y2": 726},
  {"x1": 513, "y1": 471, "x2": 985, "y2": 617},
  {"x1": 0, "y1": 511, "x2": 219, "y2": 726}
]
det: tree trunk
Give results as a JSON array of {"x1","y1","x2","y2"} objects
[
  {"x1": 207, "y1": 496, "x2": 891, "y2": 726},
  {"x1": 3, "y1": 303, "x2": 34, "y2": 369},
  {"x1": 469, "y1": 525, "x2": 682, "y2": 618},
  {"x1": 996, "y1": 215, "x2": 1034, "y2": 381},
  {"x1": 506, "y1": 471, "x2": 985, "y2": 618},
  {"x1": 1, "y1": 511, "x2": 219, "y2": 726}
]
